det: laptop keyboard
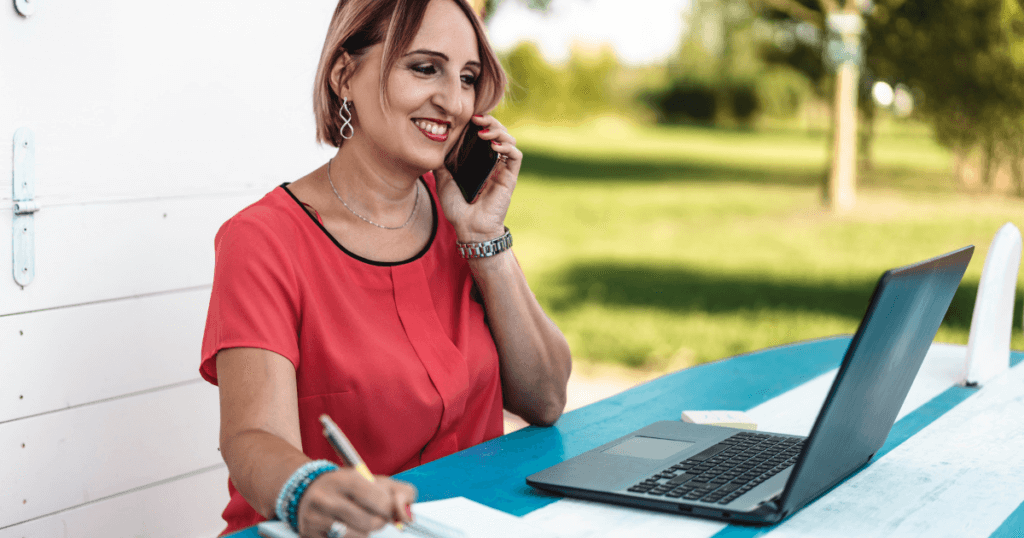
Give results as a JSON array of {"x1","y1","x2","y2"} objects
[{"x1": 626, "y1": 431, "x2": 804, "y2": 505}]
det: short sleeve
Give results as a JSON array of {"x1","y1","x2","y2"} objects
[{"x1": 200, "y1": 211, "x2": 302, "y2": 384}]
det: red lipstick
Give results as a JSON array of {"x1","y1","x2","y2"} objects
[{"x1": 412, "y1": 118, "x2": 450, "y2": 142}]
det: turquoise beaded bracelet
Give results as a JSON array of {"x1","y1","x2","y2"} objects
[
  {"x1": 274, "y1": 460, "x2": 339, "y2": 531},
  {"x1": 286, "y1": 464, "x2": 337, "y2": 530}
]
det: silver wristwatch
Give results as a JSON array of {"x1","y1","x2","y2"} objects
[{"x1": 457, "y1": 227, "x2": 512, "y2": 259}]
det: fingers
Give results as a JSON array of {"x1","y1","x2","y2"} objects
[
  {"x1": 299, "y1": 495, "x2": 384, "y2": 537},
  {"x1": 491, "y1": 140, "x2": 522, "y2": 169},
  {"x1": 301, "y1": 497, "x2": 378, "y2": 538},
  {"x1": 378, "y1": 476, "x2": 417, "y2": 526},
  {"x1": 476, "y1": 127, "x2": 517, "y2": 148},
  {"x1": 469, "y1": 116, "x2": 521, "y2": 175},
  {"x1": 297, "y1": 470, "x2": 409, "y2": 538},
  {"x1": 487, "y1": 140, "x2": 522, "y2": 184},
  {"x1": 472, "y1": 114, "x2": 517, "y2": 147}
]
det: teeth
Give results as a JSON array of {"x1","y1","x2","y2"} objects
[{"x1": 415, "y1": 120, "x2": 447, "y2": 135}]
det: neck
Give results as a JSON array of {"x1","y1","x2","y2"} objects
[{"x1": 329, "y1": 139, "x2": 423, "y2": 218}]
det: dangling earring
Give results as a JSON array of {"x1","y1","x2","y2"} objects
[{"x1": 339, "y1": 97, "x2": 354, "y2": 140}]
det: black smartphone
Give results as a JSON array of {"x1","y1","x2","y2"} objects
[{"x1": 446, "y1": 121, "x2": 499, "y2": 204}]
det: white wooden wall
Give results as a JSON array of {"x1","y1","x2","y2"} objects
[{"x1": 2, "y1": 2, "x2": 336, "y2": 536}]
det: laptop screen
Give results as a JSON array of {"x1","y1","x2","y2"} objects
[{"x1": 780, "y1": 246, "x2": 973, "y2": 512}]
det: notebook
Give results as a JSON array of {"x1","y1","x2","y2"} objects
[{"x1": 527, "y1": 246, "x2": 974, "y2": 525}]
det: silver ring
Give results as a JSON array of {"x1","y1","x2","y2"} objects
[
  {"x1": 498, "y1": 154, "x2": 508, "y2": 163},
  {"x1": 327, "y1": 521, "x2": 347, "y2": 538}
]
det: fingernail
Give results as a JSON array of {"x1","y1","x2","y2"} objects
[
  {"x1": 479, "y1": 129, "x2": 490, "y2": 134},
  {"x1": 473, "y1": 114, "x2": 483, "y2": 118},
  {"x1": 491, "y1": 140, "x2": 500, "y2": 146},
  {"x1": 405, "y1": 505, "x2": 414, "y2": 521}
]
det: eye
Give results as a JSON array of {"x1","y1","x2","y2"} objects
[
  {"x1": 411, "y1": 64, "x2": 437, "y2": 76},
  {"x1": 461, "y1": 73, "x2": 478, "y2": 86}
]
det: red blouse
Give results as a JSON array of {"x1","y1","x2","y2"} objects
[{"x1": 200, "y1": 173, "x2": 504, "y2": 535}]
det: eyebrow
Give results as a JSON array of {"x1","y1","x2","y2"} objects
[{"x1": 405, "y1": 49, "x2": 481, "y2": 69}]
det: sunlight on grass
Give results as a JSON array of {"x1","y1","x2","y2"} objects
[{"x1": 506, "y1": 120, "x2": 1024, "y2": 371}]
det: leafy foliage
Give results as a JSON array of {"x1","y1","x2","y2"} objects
[
  {"x1": 478, "y1": 0, "x2": 551, "y2": 22},
  {"x1": 758, "y1": 0, "x2": 1024, "y2": 193},
  {"x1": 641, "y1": 0, "x2": 771, "y2": 126},
  {"x1": 495, "y1": 42, "x2": 619, "y2": 124},
  {"x1": 867, "y1": 0, "x2": 1024, "y2": 165}
]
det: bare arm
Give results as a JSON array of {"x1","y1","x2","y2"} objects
[
  {"x1": 469, "y1": 252, "x2": 572, "y2": 426},
  {"x1": 217, "y1": 347, "x2": 307, "y2": 518},
  {"x1": 216, "y1": 347, "x2": 415, "y2": 537},
  {"x1": 435, "y1": 114, "x2": 572, "y2": 428}
]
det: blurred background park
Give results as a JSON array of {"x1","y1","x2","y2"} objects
[{"x1": 473, "y1": 0, "x2": 1024, "y2": 382}]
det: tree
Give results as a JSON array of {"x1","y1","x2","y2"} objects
[
  {"x1": 643, "y1": 0, "x2": 766, "y2": 126},
  {"x1": 866, "y1": 0, "x2": 1024, "y2": 195},
  {"x1": 473, "y1": 0, "x2": 552, "y2": 22},
  {"x1": 751, "y1": 0, "x2": 871, "y2": 211},
  {"x1": 762, "y1": 0, "x2": 1024, "y2": 197},
  {"x1": 498, "y1": 42, "x2": 566, "y2": 122}
]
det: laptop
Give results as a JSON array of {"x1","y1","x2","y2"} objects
[{"x1": 527, "y1": 246, "x2": 974, "y2": 525}]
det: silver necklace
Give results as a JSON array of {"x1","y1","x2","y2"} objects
[{"x1": 326, "y1": 158, "x2": 420, "y2": 230}]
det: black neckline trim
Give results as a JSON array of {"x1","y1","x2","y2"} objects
[{"x1": 280, "y1": 178, "x2": 438, "y2": 267}]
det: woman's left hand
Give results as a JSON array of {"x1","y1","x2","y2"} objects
[
  {"x1": 436, "y1": 116, "x2": 572, "y2": 427},
  {"x1": 435, "y1": 114, "x2": 521, "y2": 243}
]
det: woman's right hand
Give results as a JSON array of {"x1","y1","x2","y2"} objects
[
  {"x1": 217, "y1": 347, "x2": 417, "y2": 536},
  {"x1": 296, "y1": 469, "x2": 417, "y2": 538}
]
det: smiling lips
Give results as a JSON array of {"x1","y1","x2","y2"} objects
[{"x1": 413, "y1": 118, "x2": 450, "y2": 142}]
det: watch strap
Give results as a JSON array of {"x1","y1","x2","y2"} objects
[{"x1": 457, "y1": 227, "x2": 512, "y2": 259}]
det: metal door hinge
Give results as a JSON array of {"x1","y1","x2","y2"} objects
[{"x1": 13, "y1": 127, "x2": 38, "y2": 287}]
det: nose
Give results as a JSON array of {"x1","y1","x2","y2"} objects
[{"x1": 432, "y1": 73, "x2": 467, "y2": 118}]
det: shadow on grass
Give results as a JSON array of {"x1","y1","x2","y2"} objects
[
  {"x1": 545, "y1": 261, "x2": 1012, "y2": 332},
  {"x1": 519, "y1": 148, "x2": 822, "y2": 185},
  {"x1": 519, "y1": 148, "x2": 958, "y2": 192}
]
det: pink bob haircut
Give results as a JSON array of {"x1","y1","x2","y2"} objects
[{"x1": 313, "y1": 0, "x2": 508, "y2": 148}]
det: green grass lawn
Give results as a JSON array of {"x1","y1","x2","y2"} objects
[{"x1": 504, "y1": 117, "x2": 1024, "y2": 372}]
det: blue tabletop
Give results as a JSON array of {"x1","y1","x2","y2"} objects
[{"x1": 230, "y1": 337, "x2": 1024, "y2": 537}]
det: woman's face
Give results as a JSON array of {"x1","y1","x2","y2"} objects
[{"x1": 344, "y1": 0, "x2": 480, "y2": 174}]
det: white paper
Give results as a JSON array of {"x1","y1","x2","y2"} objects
[
  {"x1": 369, "y1": 497, "x2": 554, "y2": 538},
  {"x1": 259, "y1": 497, "x2": 552, "y2": 538}
]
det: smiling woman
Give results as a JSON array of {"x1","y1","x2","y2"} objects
[{"x1": 199, "y1": 1, "x2": 572, "y2": 537}]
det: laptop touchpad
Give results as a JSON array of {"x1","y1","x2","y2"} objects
[{"x1": 603, "y1": 436, "x2": 695, "y2": 459}]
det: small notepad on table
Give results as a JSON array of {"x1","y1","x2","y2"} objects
[{"x1": 257, "y1": 496, "x2": 554, "y2": 538}]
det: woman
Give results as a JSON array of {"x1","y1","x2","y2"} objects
[{"x1": 199, "y1": 0, "x2": 572, "y2": 536}]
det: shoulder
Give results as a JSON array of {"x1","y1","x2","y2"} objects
[{"x1": 216, "y1": 186, "x2": 303, "y2": 246}]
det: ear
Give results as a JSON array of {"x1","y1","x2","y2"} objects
[{"x1": 329, "y1": 51, "x2": 355, "y2": 98}]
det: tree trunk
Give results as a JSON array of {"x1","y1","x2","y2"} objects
[
  {"x1": 1008, "y1": 142, "x2": 1024, "y2": 198},
  {"x1": 981, "y1": 135, "x2": 996, "y2": 191},
  {"x1": 952, "y1": 145, "x2": 969, "y2": 189},
  {"x1": 828, "y1": 61, "x2": 859, "y2": 211}
]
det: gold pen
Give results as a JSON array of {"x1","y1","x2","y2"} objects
[{"x1": 319, "y1": 414, "x2": 409, "y2": 531}]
